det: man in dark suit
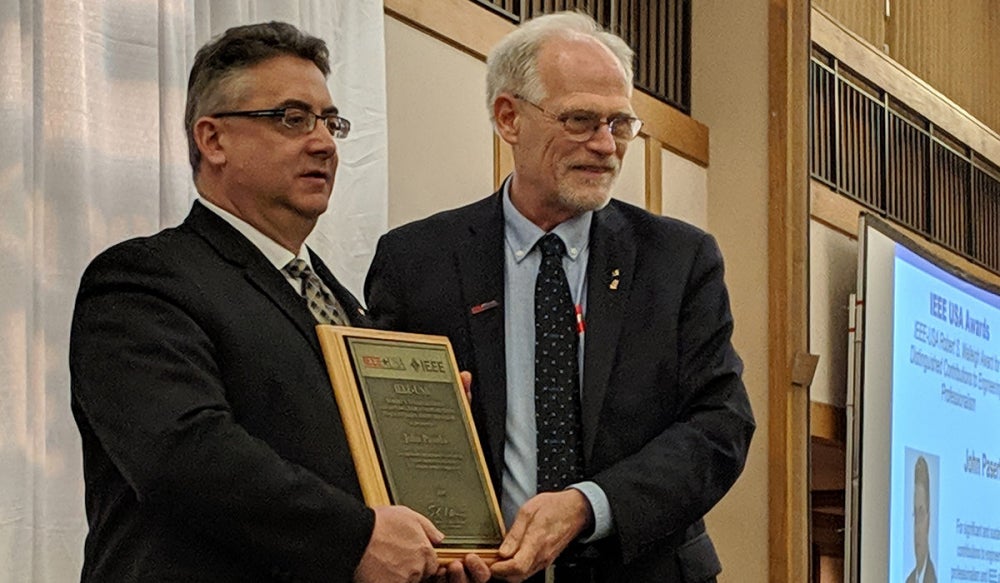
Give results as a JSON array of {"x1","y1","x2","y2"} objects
[
  {"x1": 365, "y1": 12, "x2": 755, "y2": 583},
  {"x1": 905, "y1": 456, "x2": 936, "y2": 583},
  {"x1": 70, "y1": 22, "x2": 481, "y2": 583}
]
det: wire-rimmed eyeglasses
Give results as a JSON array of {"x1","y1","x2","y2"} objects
[
  {"x1": 210, "y1": 107, "x2": 351, "y2": 139},
  {"x1": 514, "y1": 95, "x2": 642, "y2": 143}
]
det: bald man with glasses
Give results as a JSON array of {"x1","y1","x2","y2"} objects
[{"x1": 365, "y1": 11, "x2": 754, "y2": 583}]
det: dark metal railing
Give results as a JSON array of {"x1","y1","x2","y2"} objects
[
  {"x1": 810, "y1": 47, "x2": 1000, "y2": 274},
  {"x1": 470, "y1": 0, "x2": 691, "y2": 113}
]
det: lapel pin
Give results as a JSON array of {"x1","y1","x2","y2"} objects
[
  {"x1": 612, "y1": 269, "x2": 620, "y2": 277},
  {"x1": 610, "y1": 279, "x2": 619, "y2": 290},
  {"x1": 470, "y1": 300, "x2": 500, "y2": 315}
]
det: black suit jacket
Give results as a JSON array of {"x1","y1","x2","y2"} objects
[
  {"x1": 70, "y1": 202, "x2": 374, "y2": 582},
  {"x1": 364, "y1": 192, "x2": 755, "y2": 582}
]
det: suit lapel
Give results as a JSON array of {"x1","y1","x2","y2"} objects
[
  {"x1": 185, "y1": 202, "x2": 326, "y2": 359},
  {"x1": 582, "y1": 203, "x2": 635, "y2": 463},
  {"x1": 454, "y1": 193, "x2": 508, "y2": 476}
]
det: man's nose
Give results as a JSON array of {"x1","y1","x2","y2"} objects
[
  {"x1": 585, "y1": 123, "x2": 619, "y2": 155},
  {"x1": 306, "y1": 122, "x2": 338, "y2": 158}
]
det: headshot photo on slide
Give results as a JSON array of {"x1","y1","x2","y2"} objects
[{"x1": 904, "y1": 448, "x2": 938, "y2": 583}]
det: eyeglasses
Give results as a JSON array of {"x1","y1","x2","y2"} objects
[
  {"x1": 515, "y1": 95, "x2": 643, "y2": 142},
  {"x1": 210, "y1": 107, "x2": 351, "y2": 139}
]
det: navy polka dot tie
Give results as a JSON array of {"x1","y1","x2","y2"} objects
[
  {"x1": 534, "y1": 233, "x2": 584, "y2": 492},
  {"x1": 283, "y1": 259, "x2": 349, "y2": 326}
]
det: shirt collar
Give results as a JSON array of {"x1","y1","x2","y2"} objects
[
  {"x1": 197, "y1": 197, "x2": 312, "y2": 270},
  {"x1": 501, "y1": 178, "x2": 592, "y2": 264}
]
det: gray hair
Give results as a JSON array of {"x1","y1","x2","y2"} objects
[
  {"x1": 185, "y1": 21, "x2": 330, "y2": 177},
  {"x1": 485, "y1": 11, "x2": 634, "y2": 125}
]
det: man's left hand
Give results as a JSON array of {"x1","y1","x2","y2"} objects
[
  {"x1": 430, "y1": 554, "x2": 491, "y2": 583},
  {"x1": 489, "y1": 490, "x2": 593, "y2": 583}
]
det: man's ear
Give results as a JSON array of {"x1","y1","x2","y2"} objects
[
  {"x1": 493, "y1": 94, "x2": 520, "y2": 146},
  {"x1": 193, "y1": 117, "x2": 227, "y2": 168}
]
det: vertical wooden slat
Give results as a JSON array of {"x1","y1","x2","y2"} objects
[
  {"x1": 644, "y1": 137, "x2": 663, "y2": 215},
  {"x1": 839, "y1": 86, "x2": 847, "y2": 193},
  {"x1": 874, "y1": 100, "x2": 882, "y2": 206},
  {"x1": 637, "y1": 0, "x2": 647, "y2": 91},
  {"x1": 814, "y1": 66, "x2": 821, "y2": 178},
  {"x1": 666, "y1": 0, "x2": 675, "y2": 100},
  {"x1": 849, "y1": 89, "x2": 858, "y2": 199},
  {"x1": 859, "y1": 93, "x2": 867, "y2": 202},
  {"x1": 896, "y1": 117, "x2": 904, "y2": 224},
  {"x1": 887, "y1": 113, "x2": 895, "y2": 218},
  {"x1": 853, "y1": 91, "x2": 861, "y2": 200},
  {"x1": 861, "y1": 93, "x2": 869, "y2": 202},
  {"x1": 826, "y1": 68, "x2": 835, "y2": 182},
  {"x1": 982, "y1": 167, "x2": 1000, "y2": 271},
  {"x1": 850, "y1": 91, "x2": 858, "y2": 199},
  {"x1": 769, "y1": 0, "x2": 811, "y2": 580},
  {"x1": 816, "y1": 66, "x2": 823, "y2": 180}
]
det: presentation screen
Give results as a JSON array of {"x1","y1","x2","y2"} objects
[{"x1": 848, "y1": 215, "x2": 1000, "y2": 583}]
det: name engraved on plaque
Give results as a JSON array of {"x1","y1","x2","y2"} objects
[{"x1": 347, "y1": 338, "x2": 502, "y2": 547}]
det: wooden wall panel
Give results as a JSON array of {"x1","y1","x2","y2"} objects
[
  {"x1": 814, "y1": 0, "x2": 1000, "y2": 134},
  {"x1": 812, "y1": 0, "x2": 884, "y2": 50},
  {"x1": 993, "y1": 9, "x2": 1000, "y2": 137},
  {"x1": 887, "y1": 0, "x2": 995, "y2": 129}
]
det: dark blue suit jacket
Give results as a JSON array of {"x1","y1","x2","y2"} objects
[
  {"x1": 70, "y1": 202, "x2": 374, "y2": 582},
  {"x1": 365, "y1": 192, "x2": 755, "y2": 582}
]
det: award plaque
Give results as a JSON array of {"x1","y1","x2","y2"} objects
[{"x1": 316, "y1": 326, "x2": 505, "y2": 563}]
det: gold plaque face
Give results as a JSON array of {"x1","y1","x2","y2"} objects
[{"x1": 317, "y1": 326, "x2": 504, "y2": 562}]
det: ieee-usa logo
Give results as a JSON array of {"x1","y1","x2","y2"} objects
[
  {"x1": 362, "y1": 356, "x2": 405, "y2": 370},
  {"x1": 410, "y1": 358, "x2": 447, "y2": 373}
]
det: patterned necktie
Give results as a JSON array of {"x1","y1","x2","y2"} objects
[
  {"x1": 283, "y1": 258, "x2": 349, "y2": 326},
  {"x1": 534, "y1": 233, "x2": 584, "y2": 492}
]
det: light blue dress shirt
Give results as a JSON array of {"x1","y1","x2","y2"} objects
[{"x1": 500, "y1": 183, "x2": 614, "y2": 542}]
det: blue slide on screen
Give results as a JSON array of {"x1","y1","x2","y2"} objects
[{"x1": 886, "y1": 245, "x2": 1000, "y2": 583}]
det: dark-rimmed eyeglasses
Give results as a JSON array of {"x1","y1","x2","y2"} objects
[
  {"x1": 210, "y1": 107, "x2": 351, "y2": 139},
  {"x1": 515, "y1": 95, "x2": 643, "y2": 142}
]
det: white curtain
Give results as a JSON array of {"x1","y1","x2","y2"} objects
[{"x1": 0, "y1": 1, "x2": 388, "y2": 580}]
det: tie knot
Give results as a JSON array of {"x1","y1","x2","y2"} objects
[
  {"x1": 284, "y1": 258, "x2": 311, "y2": 279},
  {"x1": 537, "y1": 233, "x2": 566, "y2": 259}
]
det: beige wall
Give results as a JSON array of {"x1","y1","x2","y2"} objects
[
  {"x1": 692, "y1": 1, "x2": 770, "y2": 582},
  {"x1": 809, "y1": 220, "x2": 858, "y2": 407},
  {"x1": 613, "y1": 140, "x2": 646, "y2": 209},
  {"x1": 384, "y1": 16, "x2": 494, "y2": 227},
  {"x1": 662, "y1": 150, "x2": 708, "y2": 229}
]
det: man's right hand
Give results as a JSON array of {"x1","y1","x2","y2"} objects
[{"x1": 354, "y1": 505, "x2": 444, "y2": 583}]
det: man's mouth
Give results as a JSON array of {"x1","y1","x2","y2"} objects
[
  {"x1": 570, "y1": 164, "x2": 616, "y2": 175},
  {"x1": 300, "y1": 170, "x2": 331, "y2": 181}
]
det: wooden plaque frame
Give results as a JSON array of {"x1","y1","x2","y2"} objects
[{"x1": 316, "y1": 325, "x2": 505, "y2": 563}]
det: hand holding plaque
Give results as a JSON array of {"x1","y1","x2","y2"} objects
[{"x1": 317, "y1": 326, "x2": 505, "y2": 564}]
